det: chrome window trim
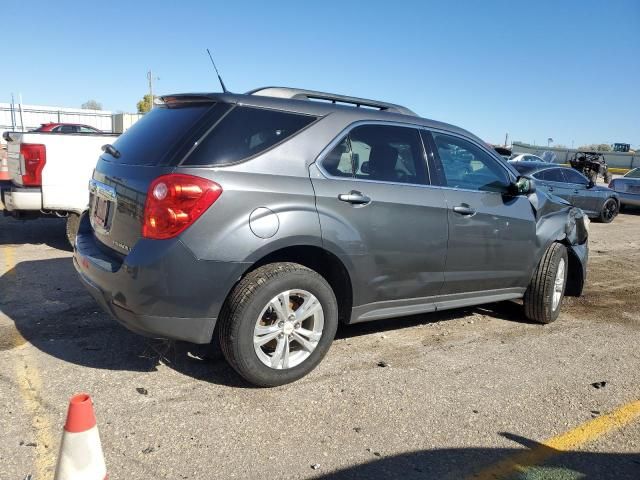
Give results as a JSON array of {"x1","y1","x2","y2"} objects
[{"x1": 314, "y1": 119, "x2": 517, "y2": 191}]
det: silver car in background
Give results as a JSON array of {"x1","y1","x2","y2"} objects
[{"x1": 609, "y1": 168, "x2": 640, "y2": 210}]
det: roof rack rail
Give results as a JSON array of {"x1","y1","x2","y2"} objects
[{"x1": 247, "y1": 87, "x2": 416, "y2": 116}]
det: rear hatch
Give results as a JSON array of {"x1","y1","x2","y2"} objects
[{"x1": 89, "y1": 97, "x2": 228, "y2": 255}]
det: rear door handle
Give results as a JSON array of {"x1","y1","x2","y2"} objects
[
  {"x1": 338, "y1": 191, "x2": 371, "y2": 205},
  {"x1": 548, "y1": 186, "x2": 554, "y2": 192},
  {"x1": 453, "y1": 205, "x2": 476, "y2": 216},
  {"x1": 573, "y1": 189, "x2": 580, "y2": 194}
]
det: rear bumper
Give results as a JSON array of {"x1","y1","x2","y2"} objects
[
  {"x1": 617, "y1": 192, "x2": 640, "y2": 207},
  {"x1": 2, "y1": 185, "x2": 42, "y2": 212},
  {"x1": 73, "y1": 216, "x2": 249, "y2": 344}
]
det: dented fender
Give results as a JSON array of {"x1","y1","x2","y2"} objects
[{"x1": 527, "y1": 189, "x2": 589, "y2": 296}]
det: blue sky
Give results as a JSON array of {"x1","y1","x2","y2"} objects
[{"x1": 2, "y1": 0, "x2": 638, "y2": 147}]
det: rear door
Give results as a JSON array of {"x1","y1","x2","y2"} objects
[
  {"x1": 426, "y1": 131, "x2": 537, "y2": 295},
  {"x1": 310, "y1": 123, "x2": 448, "y2": 312}
]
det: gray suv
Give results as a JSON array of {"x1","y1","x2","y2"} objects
[{"x1": 74, "y1": 87, "x2": 589, "y2": 387}]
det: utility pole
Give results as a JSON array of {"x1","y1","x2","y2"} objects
[
  {"x1": 504, "y1": 132, "x2": 509, "y2": 147},
  {"x1": 147, "y1": 70, "x2": 159, "y2": 110}
]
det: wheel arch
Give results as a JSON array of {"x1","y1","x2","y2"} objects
[{"x1": 238, "y1": 244, "x2": 354, "y2": 324}]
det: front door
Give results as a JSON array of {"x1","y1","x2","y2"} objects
[
  {"x1": 533, "y1": 168, "x2": 575, "y2": 204},
  {"x1": 310, "y1": 124, "x2": 449, "y2": 312},
  {"x1": 426, "y1": 131, "x2": 537, "y2": 295},
  {"x1": 561, "y1": 168, "x2": 598, "y2": 214}
]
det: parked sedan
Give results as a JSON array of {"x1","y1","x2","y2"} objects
[
  {"x1": 510, "y1": 161, "x2": 619, "y2": 223},
  {"x1": 32, "y1": 123, "x2": 102, "y2": 134},
  {"x1": 609, "y1": 168, "x2": 640, "y2": 210},
  {"x1": 510, "y1": 153, "x2": 546, "y2": 163}
]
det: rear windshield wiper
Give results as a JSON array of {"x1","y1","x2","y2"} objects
[{"x1": 102, "y1": 144, "x2": 121, "y2": 159}]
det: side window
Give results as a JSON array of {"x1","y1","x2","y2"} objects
[
  {"x1": 432, "y1": 133, "x2": 510, "y2": 192},
  {"x1": 79, "y1": 126, "x2": 97, "y2": 133},
  {"x1": 562, "y1": 169, "x2": 588, "y2": 185},
  {"x1": 322, "y1": 137, "x2": 354, "y2": 178},
  {"x1": 59, "y1": 125, "x2": 76, "y2": 133},
  {"x1": 184, "y1": 106, "x2": 316, "y2": 166},
  {"x1": 348, "y1": 125, "x2": 427, "y2": 185},
  {"x1": 536, "y1": 168, "x2": 565, "y2": 182}
]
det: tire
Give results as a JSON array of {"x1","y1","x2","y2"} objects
[
  {"x1": 523, "y1": 243, "x2": 568, "y2": 324},
  {"x1": 597, "y1": 198, "x2": 618, "y2": 223},
  {"x1": 218, "y1": 262, "x2": 338, "y2": 387},
  {"x1": 66, "y1": 213, "x2": 81, "y2": 247}
]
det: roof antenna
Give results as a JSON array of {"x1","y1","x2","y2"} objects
[{"x1": 206, "y1": 48, "x2": 229, "y2": 93}]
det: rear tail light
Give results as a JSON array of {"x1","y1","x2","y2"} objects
[
  {"x1": 142, "y1": 174, "x2": 222, "y2": 239},
  {"x1": 20, "y1": 144, "x2": 46, "y2": 186}
]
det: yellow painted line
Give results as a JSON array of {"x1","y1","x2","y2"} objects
[
  {"x1": 2, "y1": 245, "x2": 57, "y2": 478},
  {"x1": 15, "y1": 348, "x2": 58, "y2": 478},
  {"x1": 470, "y1": 399, "x2": 640, "y2": 479},
  {"x1": 2, "y1": 244, "x2": 16, "y2": 275}
]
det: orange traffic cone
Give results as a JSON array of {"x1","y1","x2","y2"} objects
[{"x1": 54, "y1": 393, "x2": 107, "y2": 480}]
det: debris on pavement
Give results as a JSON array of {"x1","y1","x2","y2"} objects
[
  {"x1": 377, "y1": 360, "x2": 390, "y2": 368},
  {"x1": 136, "y1": 387, "x2": 149, "y2": 395},
  {"x1": 591, "y1": 381, "x2": 607, "y2": 389},
  {"x1": 311, "y1": 464, "x2": 321, "y2": 470}
]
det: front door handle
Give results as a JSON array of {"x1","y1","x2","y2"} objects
[
  {"x1": 573, "y1": 189, "x2": 579, "y2": 194},
  {"x1": 338, "y1": 191, "x2": 371, "y2": 205},
  {"x1": 453, "y1": 205, "x2": 476, "y2": 216},
  {"x1": 548, "y1": 186, "x2": 554, "y2": 192}
]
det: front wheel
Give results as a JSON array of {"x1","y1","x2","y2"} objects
[
  {"x1": 523, "y1": 243, "x2": 568, "y2": 324},
  {"x1": 598, "y1": 198, "x2": 618, "y2": 223},
  {"x1": 218, "y1": 262, "x2": 338, "y2": 387}
]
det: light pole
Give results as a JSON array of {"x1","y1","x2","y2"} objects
[
  {"x1": 547, "y1": 137, "x2": 553, "y2": 147},
  {"x1": 147, "y1": 70, "x2": 160, "y2": 109}
]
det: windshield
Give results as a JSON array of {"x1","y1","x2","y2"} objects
[{"x1": 625, "y1": 168, "x2": 640, "y2": 178}]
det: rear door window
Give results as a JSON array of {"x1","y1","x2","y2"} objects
[
  {"x1": 183, "y1": 106, "x2": 316, "y2": 166},
  {"x1": 321, "y1": 125, "x2": 428, "y2": 185}
]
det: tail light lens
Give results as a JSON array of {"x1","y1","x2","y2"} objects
[
  {"x1": 20, "y1": 144, "x2": 46, "y2": 186},
  {"x1": 142, "y1": 174, "x2": 222, "y2": 239}
]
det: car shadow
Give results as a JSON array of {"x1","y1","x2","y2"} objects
[
  {"x1": 0, "y1": 216, "x2": 71, "y2": 251},
  {"x1": 620, "y1": 205, "x2": 640, "y2": 216},
  {"x1": 1, "y1": 257, "x2": 539, "y2": 389},
  {"x1": 312, "y1": 433, "x2": 640, "y2": 479}
]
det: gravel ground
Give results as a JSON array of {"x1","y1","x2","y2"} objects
[{"x1": 0, "y1": 209, "x2": 639, "y2": 480}]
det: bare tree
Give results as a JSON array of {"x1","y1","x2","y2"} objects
[{"x1": 81, "y1": 100, "x2": 103, "y2": 110}]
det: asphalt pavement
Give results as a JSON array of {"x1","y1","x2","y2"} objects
[{"x1": 1, "y1": 211, "x2": 639, "y2": 479}]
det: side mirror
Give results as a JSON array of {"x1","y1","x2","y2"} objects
[
  {"x1": 360, "y1": 161, "x2": 370, "y2": 174},
  {"x1": 587, "y1": 180, "x2": 595, "y2": 189},
  {"x1": 510, "y1": 176, "x2": 536, "y2": 195}
]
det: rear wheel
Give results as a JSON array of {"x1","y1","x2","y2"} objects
[
  {"x1": 218, "y1": 262, "x2": 338, "y2": 387},
  {"x1": 66, "y1": 213, "x2": 81, "y2": 247},
  {"x1": 598, "y1": 198, "x2": 618, "y2": 223},
  {"x1": 523, "y1": 243, "x2": 568, "y2": 324}
]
